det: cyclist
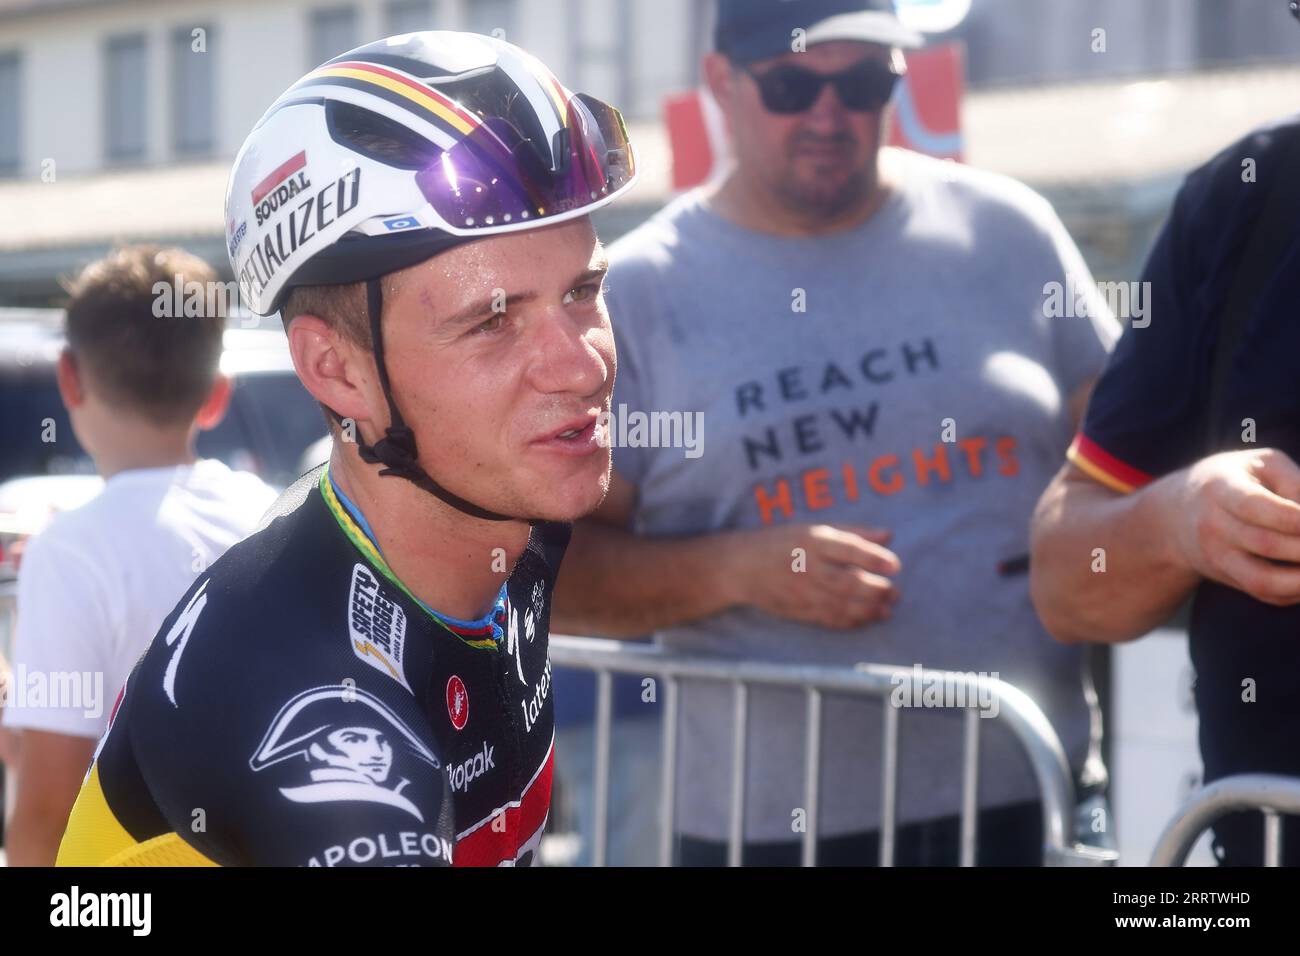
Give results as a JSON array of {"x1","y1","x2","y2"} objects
[{"x1": 56, "y1": 29, "x2": 636, "y2": 866}]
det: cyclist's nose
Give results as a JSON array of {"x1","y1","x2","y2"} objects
[{"x1": 529, "y1": 305, "x2": 610, "y2": 398}]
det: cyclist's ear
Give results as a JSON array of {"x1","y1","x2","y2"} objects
[
  {"x1": 285, "y1": 313, "x2": 376, "y2": 432},
  {"x1": 194, "y1": 374, "x2": 232, "y2": 431}
]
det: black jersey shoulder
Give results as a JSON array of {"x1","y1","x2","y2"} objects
[{"x1": 98, "y1": 465, "x2": 457, "y2": 865}]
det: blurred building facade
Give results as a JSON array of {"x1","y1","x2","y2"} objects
[
  {"x1": 0, "y1": 0, "x2": 696, "y2": 303},
  {"x1": 956, "y1": 0, "x2": 1300, "y2": 87},
  {"x1": 0, "y1": 0, "x2": 1297, "y2": 306}
]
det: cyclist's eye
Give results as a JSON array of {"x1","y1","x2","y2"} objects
[
  {"x1": 472, "y1": 313, "x2": 506, "y2": 335},
  {"x1": 564, "y1": 282, "x2": 603, "y2": 306}
]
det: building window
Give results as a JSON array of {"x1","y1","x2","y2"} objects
[
  {"x1": 387, "y1": 0, "x2": 432, "y2": 35},
  {"x1": 310, "y1": 6, "x2": 358, "y2": 67},
  {"x1": 172, "y1": 26, "x2": 215, "y2": 157},
  {"x1": 105, "y1": 33, "x2": 148, "y2": 163},
  {"x1": 0, "y1": 52, "x2": 20, "y2": 175},
  {"x1": 466, "y1": 0, "x2": 516, "y2": 39}
]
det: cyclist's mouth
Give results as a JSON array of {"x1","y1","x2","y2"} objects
[{"x1": 532, "y1": 415, "x2": 601, "y2": 455}]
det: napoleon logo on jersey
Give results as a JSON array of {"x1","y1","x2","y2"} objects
[
  {"x1": 348, "y1": 564, "x2": 410, "y2": 691},
  {"x1": 250, "y1": 686, "x2": 440, "y2": 822}
]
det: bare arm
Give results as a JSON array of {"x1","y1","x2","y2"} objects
[
  {"x1": 1031, "y1": 448, "x2": 1300, "y2": 644},
  {"x1": 1030, "y1": 463, "x2": 1197, "y2": 644},
  {"x1": 1028, "y1": 374, "x2": 1193, "y2": 643},
  {"x1": 552, "y1": 471, "x2": 741, "y2": 637},
  {"x1": 7, "y1": 729, "x2": 95, "y2": 866},
  {"x1": 552, "y1": 471, "x2": 901, "y2": 638}
]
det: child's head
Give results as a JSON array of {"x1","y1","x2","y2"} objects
[{"x1": 59, "y1": 246, "x2": 230, "y2": 464}]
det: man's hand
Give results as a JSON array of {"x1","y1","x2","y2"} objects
[
  {"x1": 724, "y1": 524, "x2": 901, "y2": 629},
  {"x1": 553, "y1": 471, "x2": 901, "y2": 638},
  {"x1": 1166, "y1": 448, "x2": 1300, "y2": 606}
]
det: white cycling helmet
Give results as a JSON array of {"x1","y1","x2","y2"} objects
[
  {"x1": 226, "y1": 30, "x2": 637, "y2": 316},
  {"x1": 224, "y1": 31, "x2": 638, "y2": 521}
]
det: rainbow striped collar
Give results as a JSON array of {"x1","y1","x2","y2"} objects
[{"x1": 319, "y1": 465, "x2": 506, "y2": 651}]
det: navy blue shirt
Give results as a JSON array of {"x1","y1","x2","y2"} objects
[{"x1": 1070, "y1": 116, "x2": 1300, "y2": 786}]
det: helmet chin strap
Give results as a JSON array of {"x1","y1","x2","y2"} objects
[{"x1": 336, "y1": 278, "x2": 518, "y2": 524}]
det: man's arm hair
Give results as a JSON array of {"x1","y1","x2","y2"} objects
[{"x1": 551, "y1": 470, "x2": 743, "y2": 637}]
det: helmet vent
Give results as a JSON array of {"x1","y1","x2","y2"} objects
[{"x1": 325, "y1": 100, "x2": 440, "y2": 171}]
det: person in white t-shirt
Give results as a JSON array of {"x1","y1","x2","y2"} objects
[{"x1": 0, "y1": 246, "x2": 275, "y2": 866}]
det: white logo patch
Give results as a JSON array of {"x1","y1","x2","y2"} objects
[
  {"x1": 447, "y1": 740, "x2": 496, "y2": 793},
  {"x1": 163, "y1": 578, "x2": 210, "y2": 707},
  {"x1": 251, "y1": 685, "x2": 440, "y2": 822},
  {"x1": 348, "y1": 564, "x2": 410, "y2": 691}
]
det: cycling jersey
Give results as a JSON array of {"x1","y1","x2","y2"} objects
[{"x1": 57, "y1": 463, "x2": 565, "y2": 867}]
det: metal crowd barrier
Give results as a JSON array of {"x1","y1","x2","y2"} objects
[
  {"x1": 1150, "y1": 774, "x2": 1300, "y2": 866},
  {"x1": 549, "y1": 635, "x2": 1117, "y2": 867}
]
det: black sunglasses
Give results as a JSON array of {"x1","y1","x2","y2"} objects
[{"x1": 742, "y1": 59, "x2": 903, "y2": 115}]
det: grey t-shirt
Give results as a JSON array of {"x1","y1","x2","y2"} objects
[{"x1": 605, "y1": 149, "x2": 1119, "y2": 842}]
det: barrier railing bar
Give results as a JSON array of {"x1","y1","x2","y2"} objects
[
  {"x1": 591, "y1": 668, "x2": 613, "y2": 867},
  {"x1": 802, "y1": 688, "x2": 822, "y2": 867},
  {"x1": 658, "y1": 675, "x2": 678, "y2": 867},
  {"x1": 880, "y1": 695, "x2": 898, "y2": 867},
  {"x1": 960, "y1": 707, "x2": 980, "y2": 867},
  {"x1": 1150, "y1": 774, "x2": 1300, "y2": 866},
  {"x1": 1264, "y1": 810, "x2": 1281, "y2": 868},
  {"x1": 727, "y1": 681, "x2": 748, "y2": 867}
]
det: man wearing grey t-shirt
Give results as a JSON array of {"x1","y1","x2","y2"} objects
[{"x1": 552, "y1": 0, "x2": 1119, "y2": 865}]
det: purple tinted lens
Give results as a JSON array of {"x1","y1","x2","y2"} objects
[
  {"x1": 415, "y1": 94, "x2": 634, "y2": 230},
  {"x1": 414, "y1": 121, "x2": 545, "y2": 227}
]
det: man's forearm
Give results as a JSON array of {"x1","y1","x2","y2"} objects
[
  {"x1": 552, "y1": 521, "x2": 741, "y2": 637},
  {"x1": 7, "y1": 729, "x2": 96, "y2": 866},
  {"x1": 1030, "y1": 468, "x2": 1199, "y2": 644},
  {"x1": 7, "y1": 794, "x2": 68, "y2": 866}
]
